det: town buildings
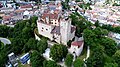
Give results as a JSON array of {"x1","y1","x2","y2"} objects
[
  {"x1": 84, "y1": 4, "x2": 120, "y2": 26},
  {"x1": 0, "y1": 0, "x2": 40, "y2": 26}
]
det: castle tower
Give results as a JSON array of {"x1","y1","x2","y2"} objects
[{"x1": 60, "y1": 17, "x2": 71, "y2": 45}]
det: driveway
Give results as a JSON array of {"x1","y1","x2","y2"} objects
[{"x1": 0, "y1": 38, "x2": 11, "y2": 45}]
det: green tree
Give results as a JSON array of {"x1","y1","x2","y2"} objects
[
  {"x1": 101, "y1": 37, "x2": 117, "y2": 56},
  {"x1": 113, "y1": 50, "x2": 120, "y2": 67},
  {"x1": 65, "y1": 54, "x2": 73, "y2": 67},
  {"x1": 24, "y1": 38, "x2": 37, "y2": 52},
  {"x1": 73, "y1": 58, "x2": 84, "y2": 67},
  {"x1": 67, "y1": 40, "x2": 72, "y2": 47},
  {"x1": 86, "y1": 45, "x2": 105, "y2": 67},
  {"x1": 104, "y1": 62, "x2": 118, "y2": 67},
  {"x1": 43, "y1": 60, "x2": 61, "y2": 67},
  {"x1": 29, "y1": 16, "x2": 38, "y2": 28},
  {"x1": 65, "y1": 0, "x2": 69, "y2": 3},
  {"x1": 69, "y1": 13, "x2": 92, "y2": 37},
  {"x1": 94, "y1": 20, "x2": 99, "y2": 27},
  {"x1": 0, "y1": 41, "x2": 4, "y2": 50},
  {"x1": 83, "y1": 29, "x2": 96, "y2": 46},
  {"x1": 0, "y1": 52, "x2": 7, "y2": 67},
  {"x1": 37, "y1": 38, "x2": 48, "y2": 54},
  {"x1": 61, "y1": 2, "x2": 70, "y2": 10},
  {"x1": 11, "y1": 38, "x2": 26, "y2": 54},
  {"x1": 76, "y1": 0, "x2": 80, "y2": 2},
  {"x1": 30, "y1": 50, "x2": 45, "y2": 67},
  {"x1": 0, "y1": 25, "x2": 10, "y2": 37},
  {"x1": 22, "y1": 27, "x2": 34, "y2": 39},
  {"x1": 94, "y1": 27, "x2": 108, "y2": 38},
  {"x1": 0, "y1": 46, "x2": 9, "y2": 67},
  {"x1": 50, "y1": 44, "x2": 68, "y2": 62}
]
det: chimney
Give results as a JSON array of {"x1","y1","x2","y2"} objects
[{"x1": 46, "y1": 16, "x2": 49, "y2": 24}]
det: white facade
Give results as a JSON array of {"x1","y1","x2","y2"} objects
[
  {"x1": 69, "y1": 41, "x2": 84, "y2": 56},
  {"x1": 37, "y1": 15, "x2": 76, "y2": 45},
  {"x1": 60, "y1": 18, "x2": 72, "y2": 45},
  {"x1": 19, "y1": 8, "x2": 32, "y2": 10},
  {"x1": 37, "y1": 21, "x2": 54, "y2": 40},
  {"x1": 36, "y1": 2, "x2": 76, "y2": 45},
  {"x1": 0, "y1": 7, "x2": 14, "y2": 12}
]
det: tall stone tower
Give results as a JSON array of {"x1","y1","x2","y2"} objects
[{"x1": 60, "y1": 17, "x2": 71, "y2": 45}]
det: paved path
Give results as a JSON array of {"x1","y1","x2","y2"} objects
[
  {"x1": 0, "y1": 38, "x2": 11, "y2": 45},
  {"x1": 86, "y1": 46, "x2": 90, "y2": 59},
  {"x1": 83, "y1": 46, "x2": 90, "y2": 67}
]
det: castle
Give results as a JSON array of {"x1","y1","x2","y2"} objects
[{"x1": 37, "y1": 2, "x2": 76, "y2": 45}]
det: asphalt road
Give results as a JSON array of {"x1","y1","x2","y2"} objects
[{"x1": 0, "y1": 38, "x2": 11, "y2": 45}]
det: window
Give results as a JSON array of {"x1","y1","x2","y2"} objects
[
  {"x1": 46, "y1": 29, "x2": 48, "y2": 31},
  {"x1": 42, "y1": 27, "x2": 44, "y2": 29},
  {"x1": 55, "y1": 23, "x2": 56, "y2": 24}
]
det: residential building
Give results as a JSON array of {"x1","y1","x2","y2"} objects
[
  {"x1": 19, "y1": 4, "x2": 32, "y2": 10},
  {"x1": 0, "y1": 7, "x2": 14, "y2": 12},
  {"x1": 8, "y1": 52, "x2": 18, "y2": 67},
  {"x1": 0, "y1": 12, "x2": 5, "y2": 17},
  {"x1": 69, "y1": 40, "x2": 84, "y2": 56}
]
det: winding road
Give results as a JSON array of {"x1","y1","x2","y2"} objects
[{"x1": 0, "y1": 38, "x2": 11, "y2": 45}]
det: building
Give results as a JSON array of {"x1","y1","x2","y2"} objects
[
  {"x1": 37, "y1": 10, "x2": 76, "y2": 45},
  {"x1": 19, "y1": 4, "x2": 32, "y2": 10},
  {"x1": 115, "y1": 0, "x2": 120, "y2": 4},
  {"x1": 20, "y1": 53, "x2": 30, "y2": 64},
  {"x1": 0, "y1": 12, "x2": 5, "y2": 17},
  {"x1": 8, "y1": 52, "x2": 18, "y2": 67},
  {"x1": 69, "y1": 40, "x2": 84, "y2": 56},
  {"x1": 0, "y1": 7, "x2": 14, "y2": 12}
]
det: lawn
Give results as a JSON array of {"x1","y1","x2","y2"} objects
[
  {"x1": 18, "y1": 63, "x2": 31, "y2": 67},
  {"x1": 18, "y1": 61, "x2": 31, "y2": 67}
]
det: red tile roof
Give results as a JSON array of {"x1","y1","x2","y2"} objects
[
  {"x1": 54, "y1": 9, "x2": 60, "y2": 14},
  {"x1": 3, "y1": 15, "x2": 11, "y2": 21},
  {"x1": 42, "y1": 13, "x2": 59, "y2": 19},
  {"x1": 112, "y1": 24, "x2": 119, "y2": 27},
  {"x1": 20, "y1": 4, "x2": 32, "y2": 8},
  {"x1": 15, "y1": 10, "x2": 24, "y2": 13},
  {"x1": 71, "y1": 41, "x2": 84, "y2": 47}
]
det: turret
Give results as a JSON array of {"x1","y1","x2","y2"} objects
[{"x1": 60, "y1": 17, "x2": 71, "y2": 45}]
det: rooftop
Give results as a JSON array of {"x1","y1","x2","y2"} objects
[
  {"x1": 51, "y1": 26, "x2": 60, "y2": 35},
  {"x1": 42, "y1": 13, "x2": 59, "y2": 19},
  {"x1": 71, "y1": 40, "x2": 84, "y2": 47},
  {"x1": 20, "y1": 4, "x2": 32, "y2": 8}
]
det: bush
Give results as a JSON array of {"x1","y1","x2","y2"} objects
[
  {"x1": 50, "y1": 44, "x2": 68, "y2": 62},
  {"x1": 65, "y1": 54, "x2": 73, "y2": 67}
]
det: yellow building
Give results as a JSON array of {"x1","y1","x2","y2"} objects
[{"x1": 0, "y1": 12, "x2": 5, "y2": 17}]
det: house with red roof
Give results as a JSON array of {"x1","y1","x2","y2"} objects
[
  {"x1": 69, "y1": 40, "x2": 84, "y2": 56},
  {"x1": 19, "y1": 4, "x2": 32, "y2": 10}
]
